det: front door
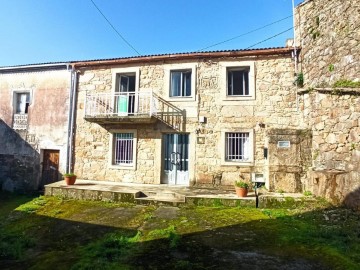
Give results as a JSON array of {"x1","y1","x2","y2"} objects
[
  {"x1": 162, "y1": 134, "x2": 189, "y2": 185},
  {"x1": 40, "y1": 150, "x2": 60, "y2": 188}
]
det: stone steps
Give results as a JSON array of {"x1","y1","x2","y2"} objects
[{"x1": 135, "y1": 191, "x2": 186, "y2": 206}]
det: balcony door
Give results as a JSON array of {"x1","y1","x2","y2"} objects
[
  {"x1": 115, "y1": 73, "x2": 136, "y2": 115},
  {"x1": 162, "y1": 133, "x2": 189, "y2": 185}
]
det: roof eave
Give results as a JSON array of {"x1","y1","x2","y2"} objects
[{"x1": 73, "y1": 47, "x2": 300, "y2": 68}]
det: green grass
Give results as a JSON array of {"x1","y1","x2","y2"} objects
[{"x1": 0, "y1": 192, "x2": 359, "y2": 269}]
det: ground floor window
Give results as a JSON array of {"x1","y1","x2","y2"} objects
[
  {"x1": 114, "y1": 133, "x2": 134, "y2": 165},
  {"x1": 225, "y1": 132, "x2": 250, "y2": 162}
]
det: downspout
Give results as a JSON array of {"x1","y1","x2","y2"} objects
[
  {"x1": 66, "y1": 65, "x2": 78, "y2": 173},
  {"x1": 292, "y1": 0, "x2": 299, "y2": 112}
]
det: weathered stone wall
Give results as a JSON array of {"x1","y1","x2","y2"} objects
[
  {"x1": 295, "y1": 0, "x2": 360, "y2": 207},
  {"x1": 300, "y1": 89, "x2": 360, "y2": 205},
  {"x1": 267, "y1": 129, "x2": 312, "y2": 193},
  {"x1": 75, "y1": 54, "x2": 302, "y2": 189},
  {"x1": 0, "y1": 69, "x2": 71, "y2": 190},
  {"x1": 295, "y1": 0, "x2": 360, "y2": 87}
]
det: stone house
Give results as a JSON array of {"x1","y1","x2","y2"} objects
[
  {"x1": 0, "y1": 63, "x2": 76, "y2": 191},
  {"x1": 73, "y1": 47, "x2": 310, "y2": 191}
]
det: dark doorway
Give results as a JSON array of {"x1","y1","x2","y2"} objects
[{"x1": 40, "y1": 149, "x2": 60, "y2": 188}]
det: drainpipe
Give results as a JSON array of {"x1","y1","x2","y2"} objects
[{"x1": 66, "y1": 66, "x2": 78, "y2": 173}]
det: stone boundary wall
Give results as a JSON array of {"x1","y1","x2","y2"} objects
[
  {"x1": 295, "y1": 0, "x2": 360, "y2": 87},
  {"x1": 0, "y1": 120, "x2": 40, "y2": 191},
  {"x1": 296, "y1": 0, "x2": 360, "y2": 208},
  {"x1": 300, "y1": 89, "x2": 360, "y2": 206}
]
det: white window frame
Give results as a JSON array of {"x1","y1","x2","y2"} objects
[
  {"x1": 164, "y1": 63, "x2": 197, "y2": 102},
  {"x1": 12, "y1": 90, "x2": 32, "y2": 114},
  {"x1": 169, "y1": 69, "x2": 192, "y2": 97},
  {"x1": 109, "y1": 129, "x2": 137, "y2": 170},
  {"x1": 220, "y1": 129, "x2": 254, "y2": 166},
  {"x1": 221, "y1": 61, "x2": 255, "y2": 101},
  {"x1": 111, "y1": 67, "x2": 139, "y2": 94}
]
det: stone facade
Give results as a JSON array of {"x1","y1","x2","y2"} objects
[
  {"x1": 74, "y1": 50, "x2": 309, "y2": 192},
  {"x1": 296, "y1": 0, "x2": 360, "y2": 207},
  {"x1": 0, "y1": 68, "x2": 71, "y2": 191}
]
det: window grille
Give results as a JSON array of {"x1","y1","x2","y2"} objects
[
  {"x1": 114, "y1": 133, "x2": 134, "y2": 165},
  {"x1": 225, "y1": 132, "x2": 250, "y2": 161}
]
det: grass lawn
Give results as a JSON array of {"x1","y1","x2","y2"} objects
[{"x1": 0, "y1": 192, "x2": 359, "y2": 269}]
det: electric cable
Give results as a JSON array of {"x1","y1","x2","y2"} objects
[
  {"x1": 89, "y1": 0, "x2": 140, "y2": 55},
  {"x1": 246, "y1": 27, "x2": 294, "y2": 49},
  {"x1": 197, "y1": 0, "x2": 348, "y2": 52},
  {"x1": 197, "y1": 15, "x2": 293, "y2": 52}
]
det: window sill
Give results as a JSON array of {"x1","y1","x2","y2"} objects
[
  {"x1": 222, "y1": 95, "x2": 255, "y2": 101},
  {"x1": 108, "y1": 164, "x2": 136, "y2": 170},
  {"x1": 221, "y1": 161, "x2": 254, "y2": 166},
  {"x1": 166, "y1": 96, "x2": 196, "y2": 102}
]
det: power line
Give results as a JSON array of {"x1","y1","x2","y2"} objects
[
  {"x1": 246, "y1": 27, "x2": 294, "y2": 49},
  {"x1": 198, "y1": 0, "x2": 347, "y2": 52},
  {"x1": 89, "y1": 0, "x2": 140, "y2": 55},
  {"x1": 197, "y1": 15, "x2": 293, "y2": 52}
]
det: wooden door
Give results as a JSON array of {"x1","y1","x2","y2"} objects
[{"x1": 41, "y1": 150, "x2": 60, "y2": 188}]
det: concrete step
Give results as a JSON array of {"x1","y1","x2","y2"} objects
[{"x1": 136, "y1": 191, "x2": 185, "y2": 201}]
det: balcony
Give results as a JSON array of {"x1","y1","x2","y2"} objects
[
  {"x1": 13, "y1": 114, "x2": 28, "y2": 130},
  {"x1": 84, "y1": 91, "x2": 185, "y2": 130}
]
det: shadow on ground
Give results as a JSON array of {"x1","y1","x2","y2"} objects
[{"x1": 0, "y1": 192, "x2": 359, "y2": 270}]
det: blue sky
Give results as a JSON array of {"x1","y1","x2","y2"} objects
[{"x1": 0, "y1": 0, "x2": 303, "y2": 66}]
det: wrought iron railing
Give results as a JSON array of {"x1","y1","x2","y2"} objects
[{"x1": 84, "y1": 90, "x2": 184, "y2": 130}]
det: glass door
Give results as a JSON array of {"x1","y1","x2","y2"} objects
[{"x1": 163, "y1": 134, "x2": 189, "y2": 185}]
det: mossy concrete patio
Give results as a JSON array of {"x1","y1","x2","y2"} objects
[{"x1": 45, "y1": 180, "x2": 310, "y2": 208}]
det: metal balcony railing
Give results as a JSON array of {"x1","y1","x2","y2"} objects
[
  {"x1": 85, "y1": 91, "x2": 156, "y2": 117},
  {"x1": 13, "y1": 114, "x2": 28, "y2": 130},
  {"x1": 84, "y1": 90, "x2": 185, "y2": 130}
]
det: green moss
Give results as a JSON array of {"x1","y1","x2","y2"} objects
[
  {"x1": 333, "y1": 79, "x2": 360, "y2": 88},
  {"x1": 1, "y1": 193, "x2": 359, "y2": 269}
]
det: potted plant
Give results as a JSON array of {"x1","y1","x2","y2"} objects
[
  {"x1": 235, "y1": 181, "x2": 249, "y2": 197},
  {"x1": 64, "y1": 173, "x2": 77, "y2": 185}
]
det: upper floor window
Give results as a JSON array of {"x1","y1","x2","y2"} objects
[
  {"x1": 227, "y1": 67, "x2": 250, "y2": 96},
  {"x1": 15, "y1": 92, "x2": 30, "y2": 114},
  {"x1": 170, "y1": 70, "x2": 191, "y2": 97},
  {"x1": 221, "y1": 61, "x2": 255, "y2": 101},
  {"x1": 115, "y1": 73, "x2": 136, "y2": 93}
]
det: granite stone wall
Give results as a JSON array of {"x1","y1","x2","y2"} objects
[
  {"x1": 296, "y1": 0, "x2": 360, "y2": 207},
  {"x1": 295, "y1": 0, "x2": 360, "y2": 87}
]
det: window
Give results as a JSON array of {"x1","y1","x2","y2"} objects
[
  {"x1": 116, "y1": 74, "x2": 136, "y2": 93},
  {"x1": 221, "y1": 61, "x2": 255, "y2": 101},
  {"x1": 170, "y1": 70, "x2": 191, "y2": 97},
  {"x1": 225, "y1": 132, "x2": 250, "y2": 162},
  {"x1": 15, "y1": 92, "x2": 30, "y2": 114},
  {"x1": 113, "y1": 133, "x2": 134, "y2": 165},
  {"x1": 227, "y1": 67, "x2": 250, "y2": 96}
]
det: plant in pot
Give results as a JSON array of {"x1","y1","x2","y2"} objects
[
  {"x1": 234, "y1": 180, "x2": 249, "y2": 197},
  {"x1": 64, "y1": 173, "x2": 77, "y2": 185}
]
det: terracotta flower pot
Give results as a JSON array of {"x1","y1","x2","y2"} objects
[
  {"x1": 235, "y1": 187, "x2": 248, "y2": 197},
  {"x1": 64, "y1": 176, "x2": 76, "y2": 185}
]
